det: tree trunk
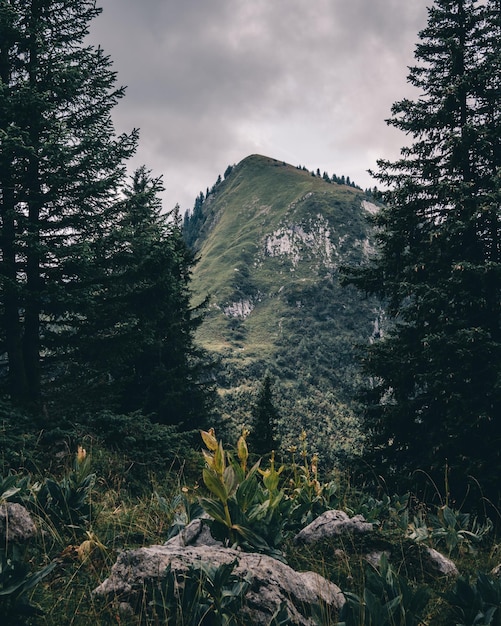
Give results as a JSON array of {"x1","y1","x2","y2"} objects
[
  {"x1": 22, "y1": 0, "x2": 43, "y2": 402},
  {"x1": 0, "y1": 21, "x2": 30, "y2": 400},
  {"x1": 0, "y1": 179, "x2": 30, "y2": 400}
]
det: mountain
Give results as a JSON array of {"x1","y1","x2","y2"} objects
[{"x1": 188, "y1": 154, "x2": 382, "y2": 462}]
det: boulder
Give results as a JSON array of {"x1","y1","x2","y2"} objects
[
  {"x1": 361, "y1": 542, "x2": 458, "y2": 579},
  {"x1": 422, "y1": 547, "x2": 459, "y2": 577},
  {"x1": 0, "y1": 502, "x2": 37, "y2": 543},
  {"x1": 294, "y1": 509, "x2": 373, "y2": 544},
  {"x1": 94, "y1": 521, "x2": 345, "y2": 625}
]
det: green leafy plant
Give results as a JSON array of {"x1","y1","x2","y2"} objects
[
  {"x1": 32, "y1": 446, "x2": 96, "y2": 529},
  {"x1": 199, "y1": 429, "x2": 289, "y2": 558},
  {"x1": 406, "y1": 511, "x2": 430, "y2": 545},
  {"x1": 0, "y1": 491, "x2": 56, "y2": 623},
  {"x1": 0, "y1": 547, "x2": 57, "y2": 624},
  {"x1": 149, "y1": 562, "x2": 208, "y2": 624},
  {"x1": 430, "y1": 506, "x2": 492, "y2": 556},
  {"x1": 445, "y1": 573, "x2": 501, "y2": 626},
  {"x1": 285, "y1": 431, "x2": 341, "y2": 531},
  {"x1": 196, "y1": 559, "x2": 251, "y2": 623},
  {"x1": 337, "y1": 555, "x2": 431, "y2": 626},
  {"x1": 350, "y1": 492, "x2": 410, "y2": 530},
  {"x1": 0, "y1": 473, "x2": 31, "y2": 505},
  {"x1": 149, "y1": 559, "x2": 251, "y2": 625},
  {"x1": 407, "y1": 505, "x2": 492, "y2": 556},
  {"x1": 160, "y1": 490, "x2": 205, "y2": 540}
]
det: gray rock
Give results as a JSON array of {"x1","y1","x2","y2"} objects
[
  {"x1": 165, "y1": 517, "x2": 223, "y2": 548},
  {"x1": 294, "y1": 509, "x2": 373, "y2": 544},
  {"x1": 94, "y1": 542, "x2": 344, "y2": 625},
  {"x1": 365, "y1": 550, "x2": 391, "y2": 568},
  {"x1": 422, "y1": 547, "x2": 459, "y2": 577},
  {"x1": 0, "y1": 502, "x2": 36, "y2": 543}
]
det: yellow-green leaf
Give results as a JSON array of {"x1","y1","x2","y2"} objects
[
  {"x1": 200, "y1": 498, "x2": 228, "y2": 526},
  {"x1": 202, "y1": 449, "x2": 215, "y2": 469},
  {"x1": 201, "y1": 429, "x2": 218, "y2": 452},
  {"x1": 237, "y1": 435, "x2": 248, "y2": 467},
  {"x1": 223, "y1": 465, "x2": 239, "y2": 497},
  {"x1": 202, "y1": 468, "x2": 228, "y2": 503},
  {"x1": 214, "y1": 441, "x2": 226, "y2": 474}
]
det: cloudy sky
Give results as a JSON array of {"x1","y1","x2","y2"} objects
[{"x1": 89, "y1": 0, "x2": 429, "y2": 213}]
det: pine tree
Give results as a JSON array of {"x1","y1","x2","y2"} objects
[
  {"x1": 0, "y1": 0, "x2": 137, "y2": 404},
  {"x1": 248, "y1": 374, "x2": 279, "y2": 456},
  {"x1": 75, "y1": 167, "x2": 214, "y2": 429},
  {"x1": 343, "y1": 0, "x2": 501, "y2": 496}
]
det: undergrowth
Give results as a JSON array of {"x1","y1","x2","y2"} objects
[{"x1": 0, "y1": 429, "x2": 499, "y2": 625}]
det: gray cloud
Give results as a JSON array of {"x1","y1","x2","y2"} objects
[{"x1": 90, "y1": 0, "x2": 428, "y2": 211}]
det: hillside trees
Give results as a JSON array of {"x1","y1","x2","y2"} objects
[
  {"x1": 0, "y1": 0, "x2": 137, "y2": 404},
  {"x1": 75, "y1": 167, "x2": 214, "y2": 429},
  {"x1": 183, "y1": 191, "x2": 205, "y2": 249},
  {"x1": 343, "y1": 0, "x2": 501, "y2": 496}
]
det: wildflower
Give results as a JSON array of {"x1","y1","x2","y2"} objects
[
  {"x1": 78, "y1": 531, "x2": 106, "y2": 562},
  {"x1": 77, "y1": 446, "x2": 87, "y2": 464},
  {"x1": 237, "y1": 434, "x2": 249, "y2": 471}
]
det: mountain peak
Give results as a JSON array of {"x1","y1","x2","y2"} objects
[{"x1": 189, "y1": 155, "x2": 380, "y2": 462}]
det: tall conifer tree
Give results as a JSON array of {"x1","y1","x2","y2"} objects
[
  {"x1": 74, "y1": 167, "x2": 213, "y2": 429},
  {"x1": 343, "y1": 0, "x2": 501, "y2": 495},
  {"x1": 0, "y1": 0, "x2": 137, "y2": 404},
  {"x1": 248, "y1": 374, "x2": 279, "y2": 456}
]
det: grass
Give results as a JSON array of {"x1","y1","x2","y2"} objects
[{"x1": 29, "y1": 475, "x2": 181, "y2": 625}]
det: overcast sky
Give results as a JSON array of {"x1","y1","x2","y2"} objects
[{"x1": 89, "y1": 1, "x2": 429, "y2": 213}]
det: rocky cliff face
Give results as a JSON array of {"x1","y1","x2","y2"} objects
[{"x1": 188, "y1": 155, "x2": 381, "y2": 461}]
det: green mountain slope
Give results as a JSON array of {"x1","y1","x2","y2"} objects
[{"x1": 190, "y1": 155, "x2": 381, "y2": 462}]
